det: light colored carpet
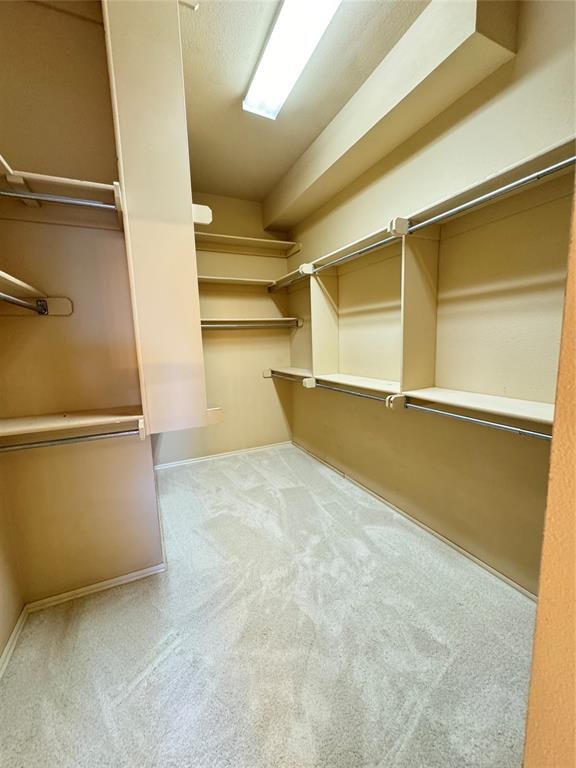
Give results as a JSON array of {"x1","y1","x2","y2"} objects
[{"x1": 0, "y1": 443, "x2": 535, "y2": 768}]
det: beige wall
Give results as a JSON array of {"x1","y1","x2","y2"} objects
[
  {"x1": 287, "y1": 0, "x2": 575, "y2": 593},
  {"x1": 289, "y1": 0, "x2": 575, "y2": 269},
  {"x1": 0, "y1": 1, "x2": 164, "y2": 655},
  {"x1": 0, "y1": 0, "x2": 116, "y2": 182},
  {"x1": 0, "y1": 220, "x2": 140, "y2": 417},
  {"x1": 1, "y1": 436, "x2": 162, "y2": 603},
  {"x1": 0, "y1": 472, "x2": 23, "y2": 658},
  {"x1": 194, "y1": 192, "x2": 288, "y2": 240},
  {"x1": 524, "y1": 206, "x2": 575, "y2": 767},
  {"x1": 152, "y1": 194, "x2": 293, "y2": 466}
]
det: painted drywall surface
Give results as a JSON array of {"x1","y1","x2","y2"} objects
[
  {"x1": 3, "y1": 436, "x2": 162, "y2": 602},
  {"x1": 264, "y1": 0, "x2": 517, "y2": 228},
  {"x1": 0, "y1": 470, "x2": 23, "y2": 657},
  {"x1": 0, "y1": 1, "x2": 163, "y2": 621},
  {"x1": 194, "y1": 192, "x2": 288, "y2": 241},
  {"x1": 524, "y1": 209, "x2": 576, "y2": 767},
  {"x1": 152, "y1": 200, "x2": 293, "y2": 466},
  {"x1": 0, "y1": 0, "x2": 117, "y2": 182},
  {"x1": 287, "y1": 0, "x2": 575, "y2": 592},
  {"x1": 0, "y1": 221, "x2": 140, "y2": 417},
  {"x1": 435, "y1": 177, "x2": 572, "y2": 401},
  {"x1": 288, "y1": 0, "x2": 575, "y2": 270},
  {"x1": 292, "y1": 386, "x2": 548, "y2": 593},
  {"x1": 104, "y1": 0, "x2": 209, "y2": 435}
]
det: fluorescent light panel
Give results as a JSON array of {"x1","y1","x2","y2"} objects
[{"x1": 243, "y1": 0, "x2": 343, "y2": 120}]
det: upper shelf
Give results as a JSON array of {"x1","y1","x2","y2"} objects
[
  {"x1": 0, "y1": 406, "x2": 143, "y2": 439},
  {"x1": 195, "y1": 232, "x2": 301, "y2": 259},
  {"x1": 269, "y1": 146, "x2": 576, "y2": 291},
  {"x1": 0, "y1": 152, "x2": 211, "y2": 228}
]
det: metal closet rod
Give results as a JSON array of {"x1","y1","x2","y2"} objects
[
  {"x1": 202, "y1": 320, "x2": 300, "y2": 329},
  {"x1": 271, "y1": 372, "x2": 308, "y2": 383},
  {"x1": 271, "y1": 373, "x2": 552, "y2": 440},
  {"x1": 298, "y1": 154, "x2": 576, "y2": 279},
  {"x1": 0, "y1": 291, "x2": 48, "y2": 315},
  {"x1": 0, "y1": 188, "x2": 116, "y2": 211},
  {"x1": 405, "y1": 403, "x2": 552, "y2": 441},
  {"x1": 314, "y1": 381, "x2": 393, "y2": 404},
  {"x1": 0, "y1": 428, "x2": 140, "y2": 454}
]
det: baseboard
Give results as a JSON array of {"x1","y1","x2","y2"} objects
[
  {"x1": 26, "y1": 563, "x2": 167, "y2": 613},
  {"x1": 154, "y1": 441, "x2": 292, "y2": 470},
  {"x1": 292, "y1": 441, "x2": 536, "y2": 601},
  {"x1": 0, "y1": 563, "x2": 166, "y2": 680},
  {"x1": 0, "y1": 607, "x2": 28, "y2": 680}
]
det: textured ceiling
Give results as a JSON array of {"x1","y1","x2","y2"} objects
[{"x1": 180, "y1": 0, "x2": 430, "y2": 201}]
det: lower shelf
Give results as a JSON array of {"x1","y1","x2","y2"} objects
[
  {"x1": 402, "y1": 387, "x2": 554, "y2": 424},
  {"x1": 265, "y1": 369, "x2": 554, "y2": 425},
  {"x1": 0, "y1": 406, "x2": 143, "y2": 439},
  {"x1": 269, "y1": 366, "x2": 313, "y2": 379},
  {"x1": 315, "y1": 373, "x2": 401, "y2": 395}
]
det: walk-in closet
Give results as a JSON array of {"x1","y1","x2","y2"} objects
[{"x1": 0, "y1": 1, "x2": 574, "y2": 767}]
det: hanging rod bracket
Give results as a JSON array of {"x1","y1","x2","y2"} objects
[
  {"x1": 303, "y1": 377, "x2": 316, "y2": 388},
  {"x1": 386, "y1": 394, "x2": 406, "y2": 410},
  {"x1": 388, "y1": 217, "x2": 410, "y2": 236},
  {"x1": 0, "y1": 295, "x2": 73, "y2": 317},
  {"x1": 36, "y1": 299, "x2": 49, "y2": 316}
]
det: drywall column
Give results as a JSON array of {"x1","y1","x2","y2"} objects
[
  {"x1": 524, "y1": 210, "x2": 575, "y2": 767},
  {"x1": 103, "y1": 0, "x2": 208, "y2": 435}
]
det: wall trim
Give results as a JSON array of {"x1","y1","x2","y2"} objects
[
  {"x1": 0, "y1": 563, "x2": 166, "y2": 680},
  {"x1": 0, "y1": 607, "x2": 28, "y2": 681},
  {"x1": 292, "y1": 441, "x2": 536, "y2": 601},
  {"x1": 26, "y1": 563, "x2": 167, "y2": 613},
  {"x1": 154, "y1": 441, "x2": 292, "y2": 470}
]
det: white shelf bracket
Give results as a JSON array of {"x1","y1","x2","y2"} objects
[{"x1": 302, "y1": 377, "x2": 316, "y2": 389}]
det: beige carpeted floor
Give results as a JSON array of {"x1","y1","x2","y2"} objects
[{"x1": 0, "y1": 443, "x2": 535, "y2": 767}]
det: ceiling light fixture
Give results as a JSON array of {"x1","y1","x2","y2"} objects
[{"x1": 243, "y1": 0, "x2": 343, "y2": 120}]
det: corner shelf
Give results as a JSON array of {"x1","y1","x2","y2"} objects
[
  {"x1": 0, "y1": 406, "x2": 143, "y2": 439},
  {"x1": 195, "y1": 232, "x2": 301, "y2": 259},
  {"x1": 402, "y1": 387, "x2": 554, "y2": 425},
  {"x1": 198, "y1": 275, "x2": 273, "y2": 287}
]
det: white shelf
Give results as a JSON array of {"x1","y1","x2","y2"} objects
[
  {"x1": 316, "y1": 373, "x2": 401, "y2": 395},
  {"x1": 270, "y1": 366, "x2": 313, "y2": 379},
  {"x1": 198, "y1": 275, "x2": 273, "y2": 287},
  {"x1": 195, "y1": 232, "x2": 300, "y2": 258},
  {"x1": 0, "y1": 270, "x2": 45, "y2": 298},
  {"x1": 0, "y1": 406, "x2": 143, "y2": 439},
  {"x1": 403, "y1": 387, "x2": 554, "y2": 424}
]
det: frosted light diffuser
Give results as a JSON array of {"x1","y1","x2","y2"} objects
[{"x1": 243, "y1": 0, "x2": 343, "y2": 120}]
